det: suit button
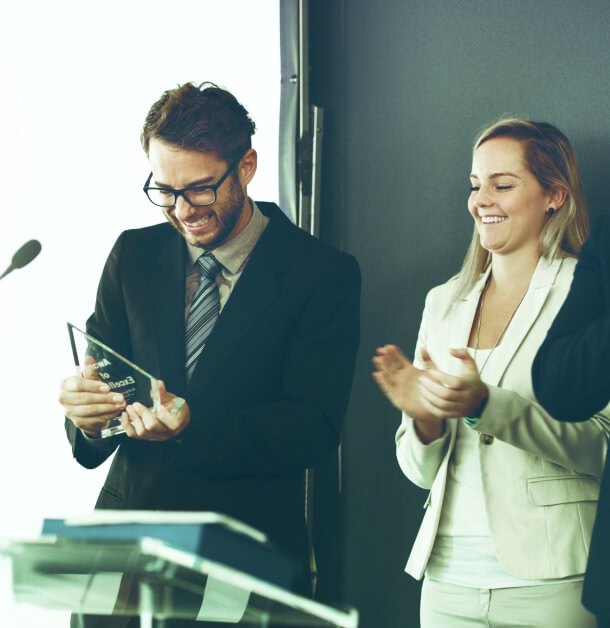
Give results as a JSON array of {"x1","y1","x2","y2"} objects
[{"x1": 481, "y1": 434, "x2": 494, "y2": 445}]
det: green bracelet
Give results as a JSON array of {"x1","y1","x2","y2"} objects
[{"x1": 463, "y1": 397, "x2": 489, "y2": 427}]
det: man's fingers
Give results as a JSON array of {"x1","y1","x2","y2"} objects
[
  {"x1": 60, "y1": 392, "x2": 125, "y2": 424},
  {"x1": 59, "y1": 372, "x2": 125, "y2": 416},
  {"x1": 61, "y1": 390, "x2": 124, "y2": 407},
  {"x1": 156, "y1": 380, "x2": 168, "y2": 405},
  {"x1": 118, "y1": 383, "x2": 189, "y2": 441},
  {"x1": 67, "y1": 402, "x2": 123, "y2": 418},
  {"x1": 68, "y1": 412, "x2": 116, "y2": 431},
  {"x1": 120, "y1": 411, "x2": 136, "y2": 438},
  {"x1": 82, "y1": 356, "x2": 103, "y2": 381},
  {"x1": 131, "y1": 403, "x2": 160, "y2": 432},
  {"x1": 155, "y1": 405, "x2": 182, "y2": 432},
  {"x1": 123, "y1": 402, "x2": 174, "y2": 440},
  {"x1": 125, "y1": 405, "x2": 147, "y2": 437},
  {"x1": 62, "y1": 376, "x2": 111, "y2": 394},
  {"x1": 156, "y1": 398, "x2": 189, "y2": 434},
  {"x1": 60, "y1": 370, "x2": 128, "y2": 436}
]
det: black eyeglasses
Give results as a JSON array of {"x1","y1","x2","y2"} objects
[{"x1": 143, "y1": 155, "x2": 242, "y2": 208}]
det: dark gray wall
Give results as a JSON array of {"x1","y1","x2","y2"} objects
[{"x1": 310, "y1": 1, "x2": 610, "y2": 627}]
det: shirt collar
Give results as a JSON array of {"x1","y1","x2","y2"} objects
[{"x1": 186, "y1": 199, "x2": 269, "y2": 274}]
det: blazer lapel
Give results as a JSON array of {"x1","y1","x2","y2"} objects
[
  {"x1": 148, "y1": 230, "x2": 188, "y2": 397},
  {"x1": 185, "y1": 208, "x2": 289, "y2": 397},
  {"x1": 445, "y1": 268, "x2": 491, "y2": 373},
  {"x1": 478, "y1": 256, "x2": 563, "y2": 387}
]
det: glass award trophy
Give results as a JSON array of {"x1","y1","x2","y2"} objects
[{"x1": 67, "y1": 323, "x2": 161, "y2": 438}]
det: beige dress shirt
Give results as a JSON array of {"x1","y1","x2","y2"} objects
[{"x1": 185, "y1": 199, "x2": 269, "y2": 318}]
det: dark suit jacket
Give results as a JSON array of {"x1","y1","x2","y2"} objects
[
  {"x1": 65, "y1": 202, "x2": 361, "y2": 579},
  {"x1": 533, "y1": 214, "x2": 610, "y2": 617}
]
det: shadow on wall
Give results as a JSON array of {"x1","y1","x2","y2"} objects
[{"x1": 578, "y1": 137, "x2": 610, "y2": 223}]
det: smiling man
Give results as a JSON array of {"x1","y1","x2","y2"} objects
[{"x1": 58, "y1": 83, "x2": 361, "y2": 617}]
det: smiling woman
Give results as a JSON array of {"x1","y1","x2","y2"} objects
[
  {"x1": 456, "y1": 118, "x2": 589, "y2": 302},
  {"x1": 372, "y1": 117, "x2": 606, "y2": 627},
  {"x1": 469, "y1": 137, "x2": 558, "y2": 258}
]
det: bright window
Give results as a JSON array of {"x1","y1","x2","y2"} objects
[{"x1": 0, "y1": 2, "x2": 280, "y2": 624}]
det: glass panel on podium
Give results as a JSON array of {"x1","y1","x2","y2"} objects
[{"x1": 1, "y1": 537, "x2": 358, "y2": 627}]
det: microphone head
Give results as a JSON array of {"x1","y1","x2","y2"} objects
[{"x1": 12, "y1": 239, "x2": 42, "y2": 269}]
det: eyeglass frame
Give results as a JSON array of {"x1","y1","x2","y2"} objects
[{"x1": 142, "y1": 153, "x2": 243, "y2": 208}]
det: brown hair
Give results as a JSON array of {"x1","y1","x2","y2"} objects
[
  {"x1": 453, "y1": 116, "x2": 589, "y2": 302},
  {"x1": 140, "y1": 82, "x2": 256, "y2": 164}
]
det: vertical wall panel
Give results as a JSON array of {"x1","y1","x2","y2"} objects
[{"x1": 311, "y1": 1, "x2": 610, "y2": 626}]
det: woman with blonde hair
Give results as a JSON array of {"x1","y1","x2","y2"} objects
[{"x1": 373, "y1": 118, "x2": 610, "y2": 627}]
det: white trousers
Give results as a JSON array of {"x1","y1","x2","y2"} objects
[{"x1": 420, "y1": 577, "x2": 597, "y2": 628}]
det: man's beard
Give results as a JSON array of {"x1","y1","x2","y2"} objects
[{"x1": 198, "y1": 178, "x2": 246, "y2": 249}]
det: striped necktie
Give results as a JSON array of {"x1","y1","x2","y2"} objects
[{"x1": 185, "y1": 253, "x2": 222, "y2": 381}]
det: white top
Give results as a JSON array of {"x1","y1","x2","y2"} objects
[
  {"x1": 435, "y1": 348, "x2": 492, "y2": 539},
  {"x1": 425, "y1": 348, "x2": 582, "y2": 588}
]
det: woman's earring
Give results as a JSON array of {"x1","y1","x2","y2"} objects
[{"x1": 546, "y1": 207, "x2": 556, "y2": 217}]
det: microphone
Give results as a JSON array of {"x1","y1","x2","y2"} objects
[{"x1": 0, "y1": 240, "x2": 42, "y2": 280}]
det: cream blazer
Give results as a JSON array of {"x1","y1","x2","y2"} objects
[{"x1": 396, "y1": 256, "x2": 610, "y2": 581}]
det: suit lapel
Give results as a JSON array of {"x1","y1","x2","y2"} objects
[
  {"x1": 186, "y1": 206, "x2": 290, "y2": 397},
  {"x1": 149, "y1": 230, "x2": 188, "y2": 397},
  {"x1": 476, "y1": 256, "x2": 563, "y2": 387}
]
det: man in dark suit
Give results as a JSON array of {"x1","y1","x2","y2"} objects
[
  {"x1": 58, "y1": 82, "x2": 361, "y2": 621},
  {"x1": 533, "y1": 215, "x2": 610, "y2": 626}
]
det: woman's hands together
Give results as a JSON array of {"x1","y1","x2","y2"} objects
[
  {"x1": 372, "y1": 345, "x2": 438, "y2": 421},
  {"x1": 417, "y1": 348, "x2": 489, "y2": 419},
  {"x1": 372, "y1": 345, "x2": 489, "y2": 420}
]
